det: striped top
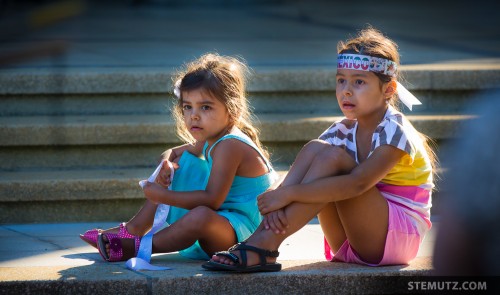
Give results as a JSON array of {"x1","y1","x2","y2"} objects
[{"x1": 319, "y1": 106, "x2": 433, "y2": 233}]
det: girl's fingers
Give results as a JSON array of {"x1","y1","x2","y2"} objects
[
  {"x1": 269, "y1": 212, "x2": 285, "y2": 234},
  {"x1": 277, "y1": 209, "x2": 289, "y2": 229},
  {"x1": 155, "y1": 160, "x2": 178, "y2": 188},
  {"x1": 257, "y1": 196, "x2": 270, "y2": 214},
  {"x1": 157, "y1": 173, "x2": 167, "y2": 185},
  {"x1": 267, "y1": 213, "x2": 278, "y2": 233},
  {"x1": 263, "y1": 215, "x2": 270, "y2": 230}
]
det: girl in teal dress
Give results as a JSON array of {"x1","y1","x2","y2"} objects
[{"x1": 81, "y1": 53, "x2": 278, "y2": 261}]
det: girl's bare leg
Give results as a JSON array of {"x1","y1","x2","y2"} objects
[
  {"x1": 98, "y1": 200, "x2": 156, "y2": 236},
  {"x1": 333, "y1": 186, "x2": 388, "y2": 263},
  {"x1": 102, "y1": 205, "x2": 237, "y2": 258},
  {"x1": 317, "y1": 202, "x2": 347, "y2": 252},
  {"x1": 213, "y1": 144, "x2": 389, "y2": 266},
  {"x1": 279, "y1": 140, "x2": 331, "y2": 187},
  {"x1": 212, "y1": 142, "x2": 350, "y2": 265},
  {"x1": 151, "y1": 206, "x2": 237, "y2": 255},
  {"x1": 312, "y1": 146, "x2": 389, "y2": 263},
  {"x1": 101, "y1": 155, "x2": 184, "y2": 237}
]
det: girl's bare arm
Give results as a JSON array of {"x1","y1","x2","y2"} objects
[
  {"x1": 161, "y1": 141, "x2": 204, "y2": 163},
  {"x1": 143, "y1": 139, "x2": 247, "y2": 210},
  {"x1": 258, "y1": 145, "x2": 406, "y2": 214}
]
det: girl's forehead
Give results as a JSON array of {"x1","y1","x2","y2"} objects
[
  {"x1": 336, "y1": 69, "x2": 374, "y2": 78},
  {"x1": 182, "y1": 88, "x2": 218, "y2": 102}
]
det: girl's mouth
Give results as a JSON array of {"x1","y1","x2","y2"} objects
[
  {"x1": 190, "y1": 126, "x2": 203, "y2": 131},
  {"x1": 342, "y1": 102, "x2": 355, "y2": 109}
]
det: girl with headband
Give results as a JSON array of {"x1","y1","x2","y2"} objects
[
  {"x1": 204, "y1": 27, "x2": 437, "y2": 272},
  {"x1": 80, "y1": 53, "x2": 278, "y2": 263}
]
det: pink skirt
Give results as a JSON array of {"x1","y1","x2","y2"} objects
[{"x1": 324, "y1": 200, "x2": 422, "y2": 266}]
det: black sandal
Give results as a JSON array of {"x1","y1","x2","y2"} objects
[{"x1": 202, "y1": 242, "x2": 281, "y2": 272}]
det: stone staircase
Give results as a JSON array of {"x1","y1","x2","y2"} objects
[{"x1": 1, "y1": 65, "x2": 498, "y2": 223}]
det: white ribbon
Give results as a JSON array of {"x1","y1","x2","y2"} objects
[
  {"x1": 126, "y1": 161, "x2": 174, "y2": 271},
  {"x1": 396, "y1": 81, "x2": 422, "y2": 111}
]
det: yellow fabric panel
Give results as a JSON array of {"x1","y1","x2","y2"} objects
[{"x1": 382, "y1": 149, "x2": 432, "y2": 186}]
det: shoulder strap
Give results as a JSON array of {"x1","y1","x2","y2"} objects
[{"x1": 206, "y1": 128, "x2": 273, "y2": 171}]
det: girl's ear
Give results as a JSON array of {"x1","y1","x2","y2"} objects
[{"x1": 384, "y1": 80, "x2": 397, "y2": 98}]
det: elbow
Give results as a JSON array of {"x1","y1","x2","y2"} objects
[
  {"x1": 200, "y1": 188, "x2": 228, "y2": 211},
  {"x1": 203, "y1": 193, "x2": 224, "y2": 211},
  {"x1": 205, "y1": 200, "x2": 223, "y2": 211}
]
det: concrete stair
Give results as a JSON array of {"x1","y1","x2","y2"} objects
[
  {"x1": 0, "y1": 221, "x2": 436, "y2": 294},
  {"x1": 1, "y1": 66, "x2": 499, "y2": 223}
]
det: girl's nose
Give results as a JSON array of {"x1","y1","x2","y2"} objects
[
  {"x1": 190, "y1": 110, "x2": 200, "y2": 120},
  {"x1": 342, "y1": 84, "x2": 352, "y2": 96}
]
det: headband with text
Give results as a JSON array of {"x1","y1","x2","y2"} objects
[{"x1": 337, "y1": 53, "x2": 397, "y2": 77}]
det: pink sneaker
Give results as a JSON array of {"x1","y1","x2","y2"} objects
[{"x1": 79, "y1": 223, "x2": 135, "y2": 249}]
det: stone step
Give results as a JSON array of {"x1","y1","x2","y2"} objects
[
  {"x1": 1, "y1": 113, "x2": 471, "y2": 146},
  {"x1": 0, "y1": 167, "x2": 445, "y2": 223},
  {"x1": 0, "y1": 113, "x2": 472, "y2": 171},
  {"x1": 1, "y1": 65, "x2": 499, "y2": 95},
  {"x1": 0, "y1": 222, "x2": 435, "y2": 294},
  {"x1": 0, "y1": 90, "x2": 491, "y2": 116},
  {"x1": 1, "y1": 67, "x2": 499, "y2": 117},
  {"x1": 0, "y1": 168, "x2": 286, "y2": 223}
]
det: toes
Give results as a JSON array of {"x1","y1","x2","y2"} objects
[
  {"x1": 220, "y1": 257, "x2": 233, "y2": 265},
  {"x1": 210, "y1": 255, "x2": 233, "y2": 265}
]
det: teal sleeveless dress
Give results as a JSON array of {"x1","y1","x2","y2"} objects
[{"x1": 165, "y1": 129, "x2": 278, "y2": 260}]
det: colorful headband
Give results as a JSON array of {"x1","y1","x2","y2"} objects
[
  {"x1": 337, "y1": 53, "x2": 397, "y2": 77},
  {"x1": 337, "y1": 53, "x2": 421, "y2": 110}
]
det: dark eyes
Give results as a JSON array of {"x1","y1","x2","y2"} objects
[
  {"x1": 336, "y1": 79, "x2": 365, "y2": 85},
  {"x1": 182, "y1": 105, "x2": 211, "y2": 110}
]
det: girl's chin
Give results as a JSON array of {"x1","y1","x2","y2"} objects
[
  {"x1": 188, "y1": 132, "x2": 204, "y2": 140},
  {"x1": 341, "y1": 112, "x2": 356, "y2": 120}
]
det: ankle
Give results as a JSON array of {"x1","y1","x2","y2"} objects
[
  {"x1": 124, "y1": 222, "x2": 143, "y2": 236},
  {"x1": 247, "y1": 230, "x2": 282, "y2": 251}
]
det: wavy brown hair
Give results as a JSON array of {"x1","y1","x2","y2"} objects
[{"x1": 172, "y1": 53, "x2": 269, "y2": 159}]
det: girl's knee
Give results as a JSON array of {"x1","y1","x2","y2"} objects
[
  {"x1": 184, "y1": 206, "x2": 217, "y2": 225},
  {"x1": 304, "y1": 139, "x2": 329, "y2": 149},
  {"x1": 307, "y1": 145, "x2": 356, "y2": 176},
  {"x1": 317, "y1": 145, "x2": 343, "y2": 159},
  {"x1": 317, "y1": 145, "x2": 355, "y2": 168},
  {"x1": 302, "y1": 139, "x2": 331, "y2": 157}
]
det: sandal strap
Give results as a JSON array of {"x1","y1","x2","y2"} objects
[
  {"x1": 118, "y1": 223, "x2": 135, "y2": 239},
  {"x1": 214, "y1": 251, "x2": 240, "y2": 264},
  {"x1": 229, "y1": 242, "x2": 279, "y2": 267},
  {"x1": 102, "y1": 233, "x2": 141, "y2": 261}
]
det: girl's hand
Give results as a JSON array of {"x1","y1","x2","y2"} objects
[
  {"x1": 263, "y1": 209, "x2": 288, "y2": 234},
  {"x1": 257, "y1": 187, "x2": 292, "y2": 215},
  {"x1": 156, "y1": 160, "x2": 179, "y2": 188},
  {"x1": 142, "y1": 182, "x2": 165, "y2": 204}
]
